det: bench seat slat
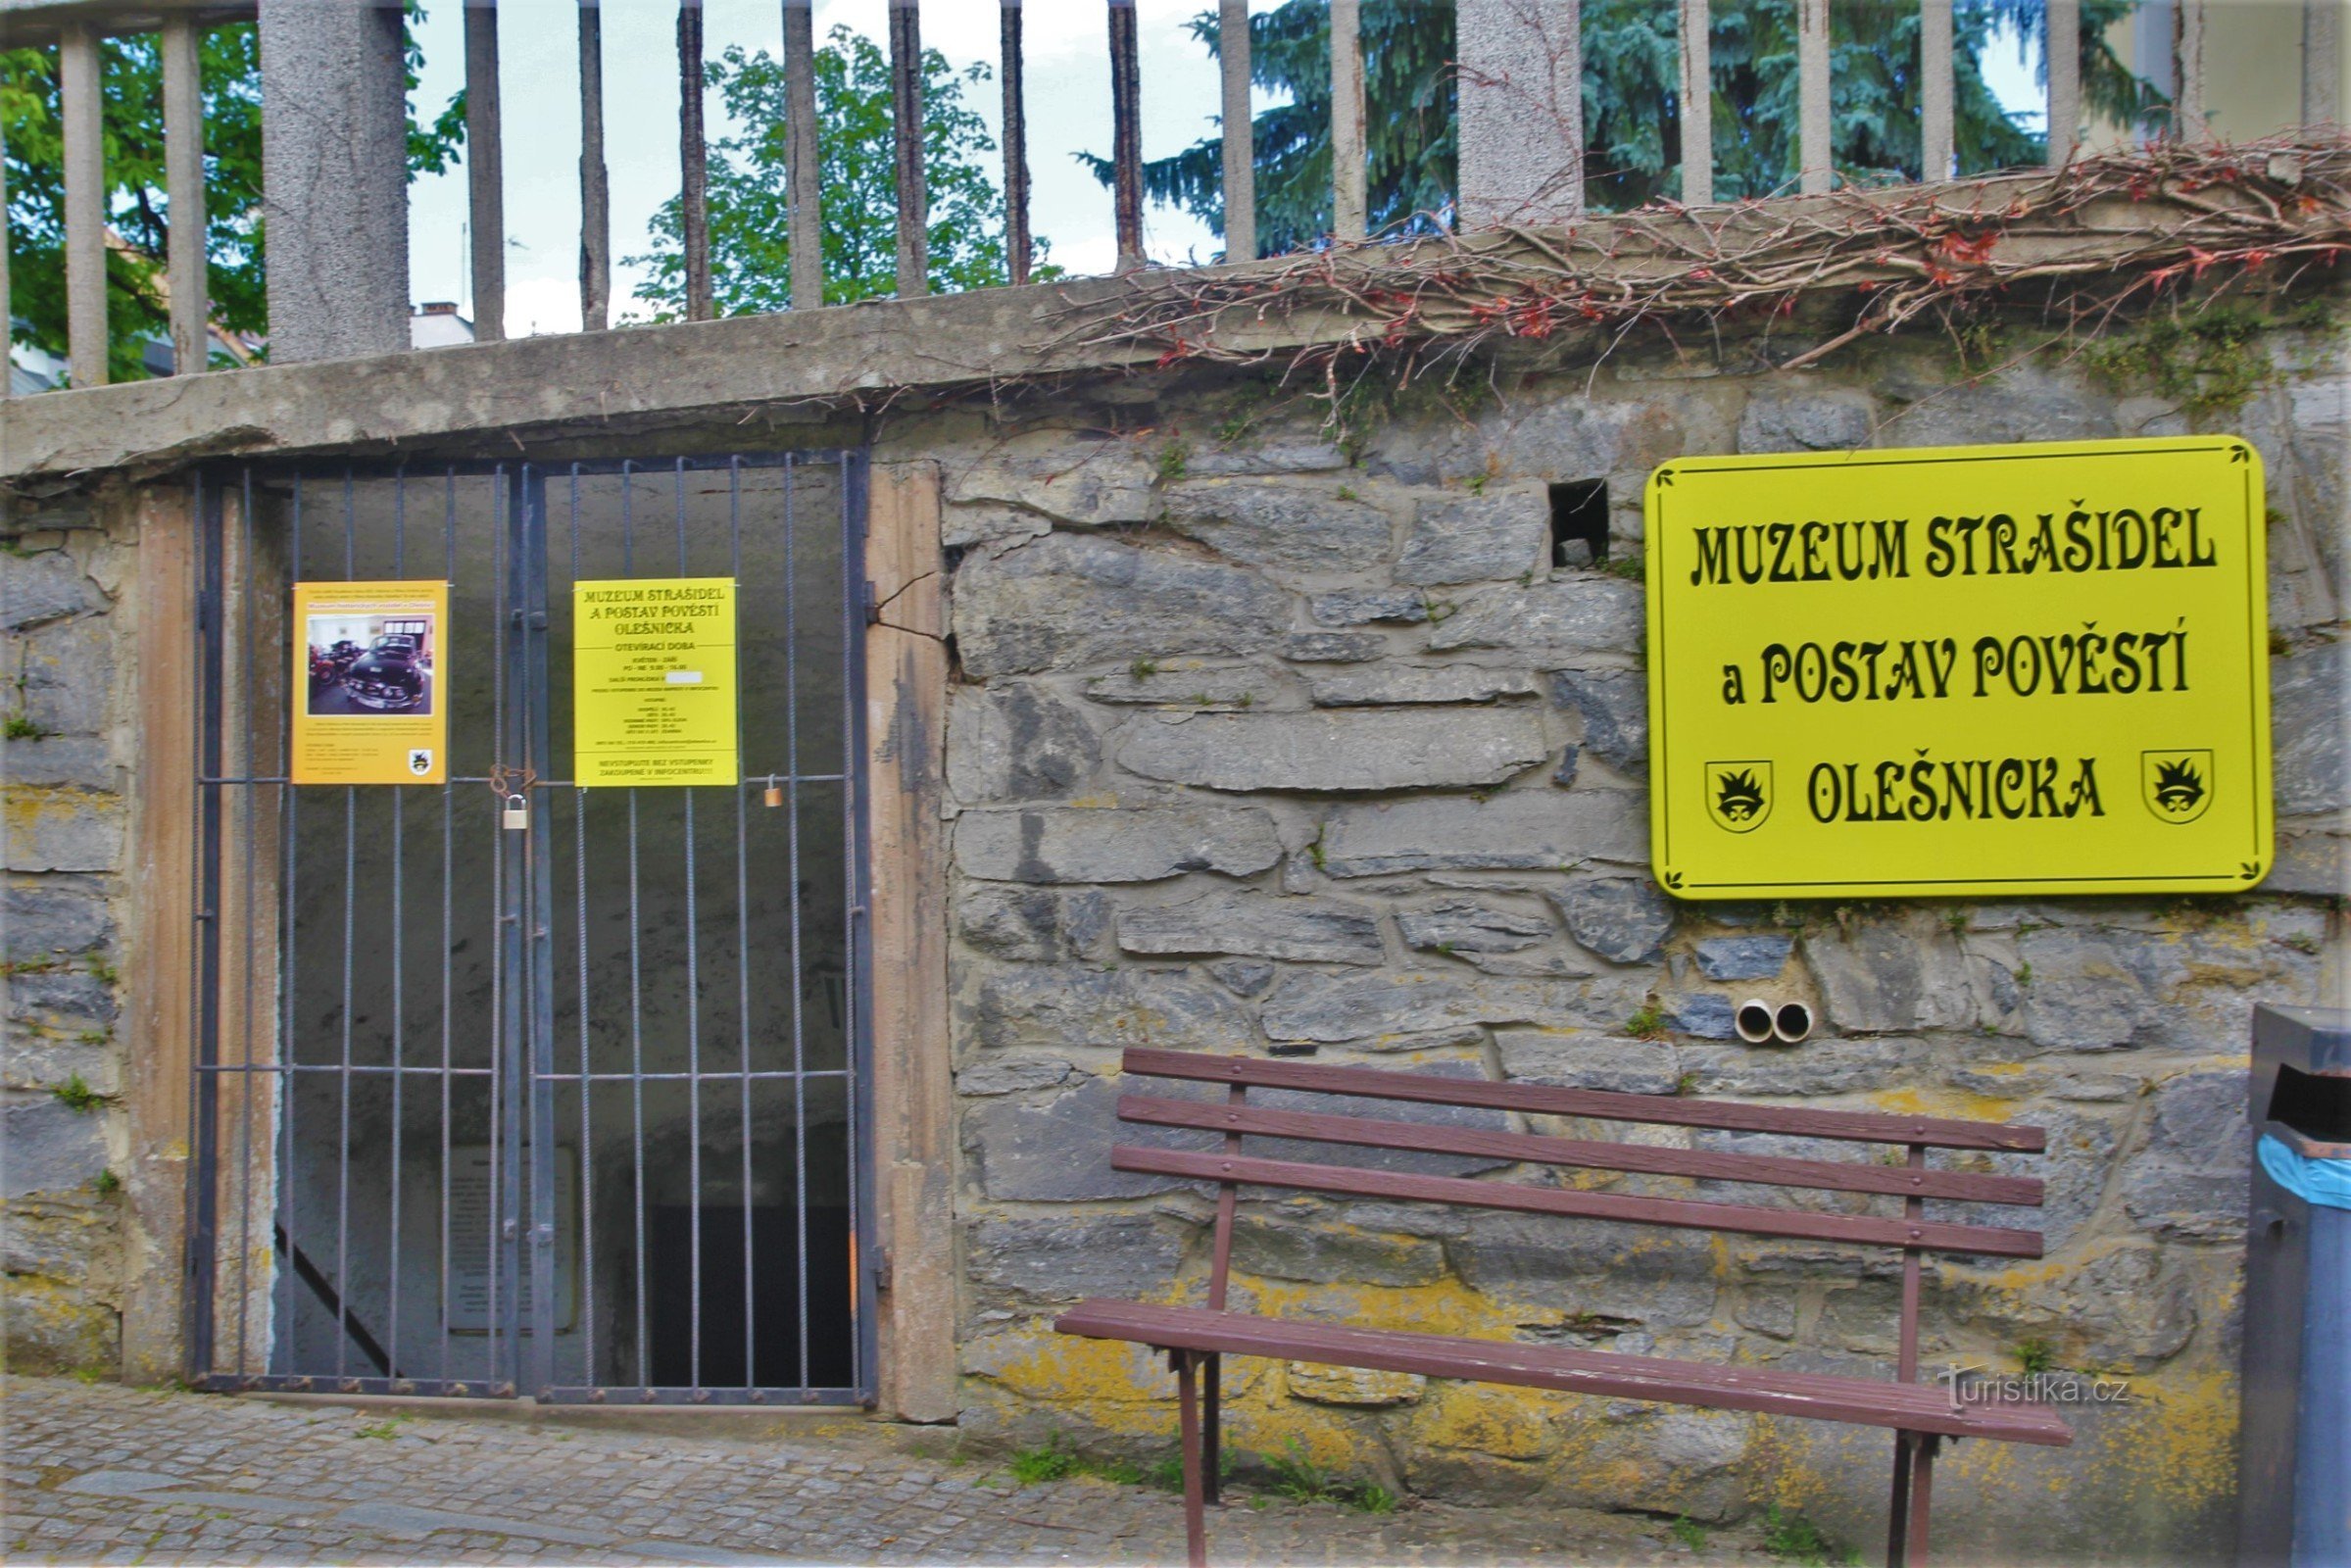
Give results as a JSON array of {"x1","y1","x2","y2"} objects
[
  {"x1": 1118, "y1": 1095, "x2": 2045, "y2": 1206},
  {"x1": 1121, "y1": 1048, "x2": 2046, "y2": 1153},
  {"x1": 1111, "y1": 1146, "x2": 2044, "y2": 1258},
  {"x1": 1055, "y1": 1300, "x2": 2071, "y2": 1447}
]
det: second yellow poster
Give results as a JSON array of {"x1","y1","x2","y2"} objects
[{"x1": 572, "y1": 578, "x2": 739, "y2": 787}]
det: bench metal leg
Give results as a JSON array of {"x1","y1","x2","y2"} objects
[
  {"x1": 1175, "y1": 1349, "x2": 1208, "y2": 1568},
  {"x1": 1886, "y1": 1431, "x2": 1915, "y2": 1568},
  {"x1": 1905, "y1": 1434, "x2": 1940, "y2": 1567},
  {"x1": 1202, "y1": 1352, "x2": 1222, "y2": 1505}
]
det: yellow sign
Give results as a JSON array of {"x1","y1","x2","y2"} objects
[
  {"x1": 572, "y1": 577, "x2": 739, "y2": 787},
  {"x1": 1643, "y1": 436, "x2": 2272, "y2": 900},
  {"x1": 291, "y1": 580, "x2": 448, "y2": 785}
]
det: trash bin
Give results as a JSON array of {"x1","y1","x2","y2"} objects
[{"x1": 2238, "y1": 1004, "x2": 2351, "y2": 1568}]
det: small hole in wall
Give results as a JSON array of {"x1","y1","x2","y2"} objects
[{"x1": 1549, "y1": 479, "x2": 1610, "y2": 566}]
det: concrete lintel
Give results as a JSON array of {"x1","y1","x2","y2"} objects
[
  {"x1": 0, "y1": 166, "x2": 2318, "y2": 484},
  {"x1": 0, "y1": 0, "x2": 254, "y2": 49}
]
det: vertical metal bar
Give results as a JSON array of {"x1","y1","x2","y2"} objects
[
  {"x1": 1176, "y1": 1351, "x2": 1207, "y2": 1568},
  {"x1": 2046, "y1": 0, "x2": 2080, "y2": 166},
  {"x1": 1797, "y1": 0, "x2": 1832, "y2": 193},
  {"x1": 999, "y1": 0, "x2": 1031, "y2": 286},
  {"x1": 1329, "y1": 0, "x2": 1366, "y2": 242},
  {"x1": 60, "y1": 24, "x2": 107, "y2": 387},
  {"x1": 466, "y1": 0, "x2": 507, "y2": 341},
  {"x1": 1907, "y1": 1435, "x2": 1938, "y2": 1565},
  {"x1": 277, "y1": 476, "x2": 302, "y2": 1375},
  {"x1": 491, "y1": 466, "x2": 513, "y2": 1388},
  {"x1": 1920, "y1": 0, "x2": 1954, "y2": 181},
  {"x1": 1107, "y1": 0, "x2": 1144, "y2": 271},
  {"x1": 679, "y1": 0, "x2": 713, "y2": 320},
  {"x1": 388, "y1": 472, "x2": 408, "y2": 1380},
  {"x1": 1679, "y1": 0, "x2": 1712, "y2": 205},
  {"x1": 889, "y1": 0, "x2": 928, "y2": 296},
  {"x1": 570, "y1": 468, "x2": 596, "y2": 1388},
  {"x1": 622, "y1": 465, "x2": 648, "y2": 1386},
  {"x1": 332, "y1": 475, "x2": 359, "y2": 1384},
  {"x1": 1217, "y1": 0, "x2": 1253, "y2": 261},
  {"x1": 438, "y1": 466, "x2": 457, "y2": 1384},
  {"x1": 187, "y1": 472, "x2": 223, "y2": 1380},
  {"x1": 163, "y1": 15, "x2": 209, "y2": 377},
  {"x1": 2174, "y1": 0, "x2": 2207, "y2": 141},
  {"x1": 782, "y1": 458, "x2": 808, "y2": 1388},
  {"x1": 842, "y1": 450, "x2": 876, "y2": 1401},
  {"x1": 578, "y1": 0, "x2": 611, "y2": 331},
  {"x1": 784, "y1": 0, "x2": 825, "y2": 310},
  {"x1": 1898, "y1": 1145, "x2": 1924, "y2": 1382},
  {"x1": 234, "y1": 466, "x2": 259, "y2": 1380},
  {"x1": 730, "y1": 459, "x2": 755, "y2": 1389},
  {"x1": 677, "y1": 459, "x2": 705, "y2": 1392},
  {"x1": 523, "y1": 466, "x2": 559, "y2": 1398},
  {"x1": 1887, "y1": 1432, "x2": 1915, "y2": 1568}
]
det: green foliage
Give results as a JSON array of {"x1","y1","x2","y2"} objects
[
  {"x1": 90, "y1": 1167, "x2": 122, "y2": 1198},
  {"x1": 1008, "y1": 1441, "x2": 1082, "y2": 1485},
  {"x1": 2015, "y1": 1337, "x2": 2055, "y2": 1374},
  {"x1": 1763, "y1": 1504, "x2": 1861, "y2": 1565},
  {"x1": 1107, "y1": 0, "x2": 2160, "y2": 250},
  {"x1": 1626, "y1": 1002, "x2": 1669, "y2": 1040},
  {"x1": 52, "y1": 1073, "x2": 104, "y2": 1112},
  {"x1": 0, "y1": 6, "x2": 463, "y2": 377},
  {"x1": 1671, "y1": 1515, "x2": 1710, "y2": 1550},
  {"x1": 2083, "y1": 303, "x2": 2284, "y2": 421},
  {"x1": 1257, "y1": 1441, "x2": 1395, "y2": 1512},
  {"x1": 1605, "y1": 555, "x2": 1646, "y2": 583},
  {"x1": 1131, "y1": 657, "x2": 1159, "y2": 681},
  {"x1": 354, "y1": 1418, "x2": 407, "y2": 1441},
  {"x1": 1155, "y1": 437, "x2": 1193, "y2": 483},
  {"x1": 5, "y1": 713, "x2": 45, "y2": 740},
  {"x1": 633, "y1": 28, "x2": 1052, "y2": 317}
]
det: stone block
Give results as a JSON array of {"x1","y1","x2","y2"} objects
[
  {"x1": 3, "y1": 1033, "x2": 116, "y2": 1096},
  {"x1": 1396, "y1": 489, "x2": 1548, "y2": 586},
  {"x1": 950, "y1": 434, "x2": 1157, "y2": 524},
  {"x1": 1308, "y1": 664, "x2": 1539, "y2": 707},
  {"x1": 1116, "y1": 890, "x2": 1385, "y2": 965},
  {"x1": 1801, "y1": 913, "x2": 1976, "y2": 1033},
  {"x1": 952, "y1": 532, "x2": 1289, "y2": 677},
  {"x1": 1185, "y1": 434, "x2": 1350, "y2": 476},
  {"x1": 955, "y1": 885, "x2": 1110, "y2": 961},
  {"x1": 1396, "y1": 898, "x2": 1555, "y2": 956},
  {"x1": 1676, "y1": 1038, "x2": 1928, "y2": 1095},
  {"x1": 0, "y1": 549, "x2": 99, "y2": 631},
  {"x1": 3, "y1": 877, "x2": 115, "y2": 960},
  {"x1": 1280, "y1": 631, "x2": 1386, "y2": 663},
  {"x1": 3, "y1": 788, "x2": 125, "y2": 874},
  {"x1": 1285, "y1": 1362, "x2": 1427, "y2": 1405},
  {"x1": 1309, "y1": 589, "x2": 1429, "y2": 626},
  {"x1": 941, "y1": 501, "x2": 1051, "y2": 551},
  {"x1": 1550, "y1": 668, "x2": 1647, "y2": 773},
  {"x1": 970, "y1": 964, "x2": 1255, "y2": 1054},
  {"x1": 15, "y1": 615, "x2": 112, "y2": 736},
  {"x1": 3, "y1": 1099, "x2": 109, "y2": 1197},
  {"x1": 1940, "y1": 1241, "x2": 2195, "y2": 1370},
  {"x1": 1549, "y1": 877, "x2": 1674, "y2": 963},
  {"x1": 1670, "y1": 995, "x2": 1738, "y2": 1039},
  {"x1": 1084, "y1": 662, "x2": 1286, "y2": 709},
  {"x1": 1160, "y1": 480, "x2": 1394, "y2": 572},
  {"x1": 1495, "y1": 1029, "x2": 1682, "y2": 1095},
  {"x1": 8, "y1": 968, "x2": 118, "y2": 1029},
  {"x1": 2268, "y1": 824, "x2": 2346, "y2": 896},
  {"x1": 2272, "y1": 641, "x2": 2347, "y2": 814},
  {"x1": 963, "y1": 1074, "x2": 1215, "y2": 1200},
  {"x1": 1738, "y1": 390, "x2": 1875, "y2": 453},
  {"x1": 1427, "y1": 576, "x2": 1642, "y2": 660},
  {"x1": 955, "y1": 806, "x2": 1282, "y2": 884},
  {"x1": 0, "y1": 734, "x2": 114, "y2": 790},
  {"x1": 955, "y1": 1056, "x2": 1078, "y2": 1096},
  {"x1": 2123, "y1": 1067, "x2": 2249, "y2": 1242},
  {"x1": 1693, "y1": 935, "x2": 1793, "y2": 981},
  {"x1": 1114, "y1": 709, "x2": 1548, "y2": 793},
  {"x1": 1232, "y1": 1211, "x2": 1449, "y2": 1287},
  {"x1": 1886, "y1": 367, "x2": 2117, "y2": 446},
  {"x1": 946, "y1": 684, "x2": 1101, "y2": 804},
  {"x1": 1319, "y1": 789, "x2": 1645, "y2": 876},
  {"x1": 966, "y1": 1214, "x2": 1188, "y2": 1301},
  {"x1": 1261, "y1": 969, "x2": 1592, "y2": 1046},
  {"x1": 1447, "y1": 1214, "x2": 1718, "y2": 1327},
  {"x1": 1208, "y1": 958, "x2": 1276, "y2": 997}
]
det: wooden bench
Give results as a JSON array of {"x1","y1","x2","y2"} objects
[{"x1": 1054, "y1": 1048, "x2": 2071, "y2": 1568}]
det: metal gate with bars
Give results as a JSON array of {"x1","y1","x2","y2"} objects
[{"x1": 186, "y1": 451, "x2": 876, "y2": 1405}]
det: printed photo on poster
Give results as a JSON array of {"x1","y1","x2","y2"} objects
[
  {"x1": 291, "y1": 580, "x2": 451, "y2": 785},
  {"x1": 306, "y1": 610, "x2": 435, "y2": 715}
]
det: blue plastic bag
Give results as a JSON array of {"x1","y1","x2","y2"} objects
[{"x1": 2258, "y1": 1132, "x2": 2351, "y2": 1212}]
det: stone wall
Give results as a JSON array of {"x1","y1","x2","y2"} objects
[
  {"x1": 898, "y1": 323, "x2": 2348, "y2": 1560},
  {"x1": 2, "y1": 488, "x2": 133, "y2": 1372}
]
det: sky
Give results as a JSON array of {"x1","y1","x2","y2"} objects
[{"x1": 406, "y1": 1, "x2": 2047, "y2": 339}]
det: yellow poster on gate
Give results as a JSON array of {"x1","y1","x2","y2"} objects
[
  {"x1": 572, "y1": 577, "x2": 738, "y2": 787},
  {"x1": 1643, "y1": 436, "x2": 2272, "y2": 900},
  {"x1": 290, "y1": 580, "x2": 449, "y2": 785}
]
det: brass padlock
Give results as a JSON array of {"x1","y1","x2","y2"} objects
[
  {"x1": 762, "y1": 779, "x2": 784, "y2": 808},
  {"x1": 502, "y1": 793, "x2": 529, "y2": 830}
]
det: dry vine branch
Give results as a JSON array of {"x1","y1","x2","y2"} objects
[{"x1": 1048, "y1": 136, "x2": 2351, "y2": 394}]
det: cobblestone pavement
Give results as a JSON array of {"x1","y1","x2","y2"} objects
[{"x1": 7, "y1": 1377, "x2": 1780, "y2": 1566}]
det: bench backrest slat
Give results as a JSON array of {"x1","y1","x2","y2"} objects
[
  {"x1": 1111, "y1": 1146, "x2": 2045, "y2": 1258},
  {"x1": 1118, "y1": 1094, "x2": 2045, "y2": 1207},
  {"x1": 1123, "y1": 1046, "x2": 2046, "y2": 1152}
]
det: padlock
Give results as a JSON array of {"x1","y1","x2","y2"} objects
[
  {"x1": 762, "y1": 778, "x2": 784, "y2": 808},
  {"x1": 502, "y1": 793, "x2": 529, "y2": 830}
]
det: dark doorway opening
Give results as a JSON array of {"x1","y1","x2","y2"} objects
[{"x1": 647, "y1": 1204, "x2": 856, "y2": 1389}]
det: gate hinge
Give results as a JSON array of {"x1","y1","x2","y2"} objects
[
  {"x1": 861, "y1": 579, "x2": 880, "y2": 624},
  {"x1": 875, "y1": 1246, "x2": 894, "y2": 1292}
]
